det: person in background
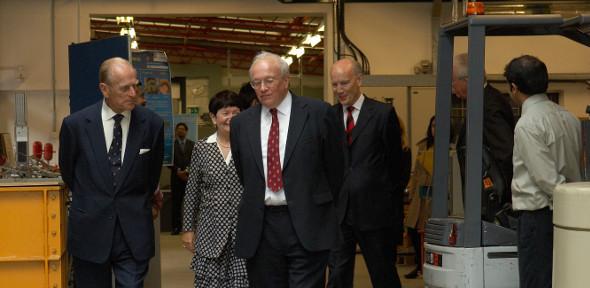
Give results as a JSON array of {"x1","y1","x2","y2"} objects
[
  {"x1": 505, "y1": 55, "x2": 581, "y2": 288},
  {"x1": 59, "y1": 57, "x2": 164, "y2": 287},
  {"x1": 171, "y1": 122, "x2": 194, "y2": 235},
  {"x1": 230, "y1": 51, "x2": 343, "y2": 287},
  {"x1": 135, "y1": 80, "x2": 147, "y2": 107},
  {"x1": 238, "y1": 82, "x2": 259, "y2": 108},
  {"x1": 180, "y1": 90, "x2": 248, "y2": 287},
  {"x1": 158, "y1": 80, "x2": 171, "y2": 95},
  {"x1": 453, "y1": 53, "x2": 515, "y2": 220},
  {"x1": 404, "y1": 115, "x2": 435, "y2": 279},
  {"x1": 327, "y1": 58, "x2": 403, "y2": 288}
]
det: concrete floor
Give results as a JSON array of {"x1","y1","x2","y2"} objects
[{"x1": 160, "y1": 233, "x2": 424, "y2": 288}]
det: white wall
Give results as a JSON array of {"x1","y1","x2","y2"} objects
[{"x1": 1, "y1": 0, "x2": 590, "y2": 162}]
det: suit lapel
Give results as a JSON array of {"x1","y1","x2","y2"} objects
[
  {"x1": 115, "y1": 108, "x2": 145, "y2": 192},
  {"x1": 84, "y1": 102, "x2": 112, "y2": 191},
  {"x1": 283, "y1": 95, "x2": 308, "y2": 169},
  {"x1": 351, "y1": 97, "x2": 375, "y2": 145},
  {"x1": 246, "y1": 105, "x2": 264, "y2": 178}
]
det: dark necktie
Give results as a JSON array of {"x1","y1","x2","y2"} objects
[
  {"x1": 179, "y1": 140, "x2": 185, "y2": 153},
  {"x1": 346, "y1": 106, "x2": 355, "y2": 145},
  {"x1": 267, "y1": 108, "x2": 283, "y2": 192},
  {"x1": 108, "y1": 114, "x2": 124, "y2": 182}
]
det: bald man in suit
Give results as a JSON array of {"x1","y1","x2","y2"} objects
[{"x1": 60, "y1": 57, "x2": 164, "y2": 287}]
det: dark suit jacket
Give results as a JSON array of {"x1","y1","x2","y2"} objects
[
  {"x1": 230, "y1": 94, "x2": 344, "y2": 258},
  {"x1": 171, "y1": 138, "x2": 195, "y2": 189},
  {"x1": 457, "y1": 83, "x2": 515, "y2": 203},
  {"x1": 334, "y1": 97, "x2": 403, "y2": 239},
  {"x1": 59, "y1": 101, "x2": 164, "y2": 263}
]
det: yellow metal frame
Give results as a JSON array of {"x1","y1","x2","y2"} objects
[{"x1": 0, "y1": 182, "x2": 67, "y2": 288}]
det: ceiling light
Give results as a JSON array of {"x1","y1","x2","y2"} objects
[
  {"x1": 281, "y1": 56, "x2": 293, "y2": 66},
  {"x1": 116, "y1": 16, "x2": 134, "y2": 25},
  {"x1": 302, "y1": 34, "x2": 313, "y2": 45},
  {"x1": 128, "y1": 28, "x2": 136, "y2": 39},
  {"x1": 288, "y1": 46, "x2": 305, "y2": 58},
  {"x1": 309, "y1": 34, "x2": 322, "y2": 47}
]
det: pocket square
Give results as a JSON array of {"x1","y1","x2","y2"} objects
[{"x1": 139, "y1": 148, "x2": 151, "y2": 155}]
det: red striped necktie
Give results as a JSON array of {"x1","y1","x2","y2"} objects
[{"x1": 346, "y1": 106, "x2": 355, "y2": 145}]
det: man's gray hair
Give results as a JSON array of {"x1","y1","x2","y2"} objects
[
  {"x1": 349, "y1": 59, "x2": 363, "y2": 77},
  {"x1": 249, "y1": 51, "x2": 290, "y2": 78},
  {"x1": 453, "y1": 53, "x2": 469, "y2": 79},
  {"x1": 99, "y1": 57, "x2": 131, "y2": 85},
  {"x1": 454, "y1": 53, "x2": 487, "y2": 80}
]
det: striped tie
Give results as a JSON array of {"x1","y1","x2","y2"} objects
[{"x1": 346, "y1": 106, "x2": 355, "y2": 145}]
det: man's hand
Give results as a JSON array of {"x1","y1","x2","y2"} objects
[
  {"x1": 177, "y1": 169, "x2": 189, "y2": 182},
  {"x1": 181, "y1": 231, "x2": 195, "y2": 254},
  {"x1": 152, "y1": 187, "x2": 163, "y2": 220}
]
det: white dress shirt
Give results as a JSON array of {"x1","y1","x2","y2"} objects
[
  {"x1": 101, "y1": 100, "x2": 131, "y2": 164},
  {"x1": 342, "y1": 94, "x2": 365, "y2": 127},
  {"x1": 512, "y1": 93, "x2": 582, "y2": 211},
  {"x1": 260, "y1": 92, "x2": 292, "y2": 206}
]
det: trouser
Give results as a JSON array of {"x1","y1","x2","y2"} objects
[{"x1": 518, "y1": 207, "x2": 553, "y2": 288}]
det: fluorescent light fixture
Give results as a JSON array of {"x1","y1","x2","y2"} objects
[
  {"x1": 309, "y1": 34, "x2": 322, "y2": 47},
  {"x1": 128, "y1": 28, "x2": 136, "y2": 39},
  {"x1": 281, "y1": 56, "x2": 293, "y2": 66},
  {"x1": 288, "y1": 46, "x2": 305, "y2": 58},
  {"x1": 302, "y1": 34, "x2": 313, "y2": 45},
  {"x1": 131, "y1": 40, "x2": 138, "y2": 49},
  {"x1": 116, "y1": 16, "x2": 134, "y2": 24}
]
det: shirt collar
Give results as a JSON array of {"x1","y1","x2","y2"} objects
[
  {"x1": 101, "y1": 99, "x2": 131, "y2": 121},
  {"x1": 345, "y1": 93, "x2": 365, "y2": 112},
  {"x1": 262, "y1": 91, "x2": 292, "y2": 116},
  {"x1": 206, "y1": 133, "x2": 217, "y2": 143},
  {"x1": 521, "y1": 93, "x2": 548, "y2": 115}
]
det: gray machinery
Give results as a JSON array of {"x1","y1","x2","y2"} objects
[{"x1": 423, "y1": 14, "x2": 590, "y2": 288}]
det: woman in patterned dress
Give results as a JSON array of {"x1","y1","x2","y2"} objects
[{"x1": 181, "y1": 90, "x2": 249, "y2": 287}]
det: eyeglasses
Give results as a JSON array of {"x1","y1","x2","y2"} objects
[{"x1": 250, "y1": 78, "x2": 277, "y2": 89}]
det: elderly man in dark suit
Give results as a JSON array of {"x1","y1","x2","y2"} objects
[
  {"x1": 327, "y1": 58, "x2": 404, "y2": 288},
  {"x1": 59, "y1": 57, "x2": 164, "y2": 287},
  {"x1": 453, "y1": 53, "x2": 515, "y2": 219},
  {"x1": 230, "y1": 51, "x2": 344, "y2": 288}
]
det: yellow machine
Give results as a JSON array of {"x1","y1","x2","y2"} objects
[{"x1": 0, "y1": 180, "x2": 68, "y2": 288}]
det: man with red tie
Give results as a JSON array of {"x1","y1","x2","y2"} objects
[
  {"x1": 327, "y1": 58, "x2": 404, "y2": 288},
  {"x1": 230, "y1": 51, "x2": 344, "y2": 287}
]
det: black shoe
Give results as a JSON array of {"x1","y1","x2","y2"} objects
[{"x1": 404, "y1": 268, "x2": 420, "y2": 279}]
